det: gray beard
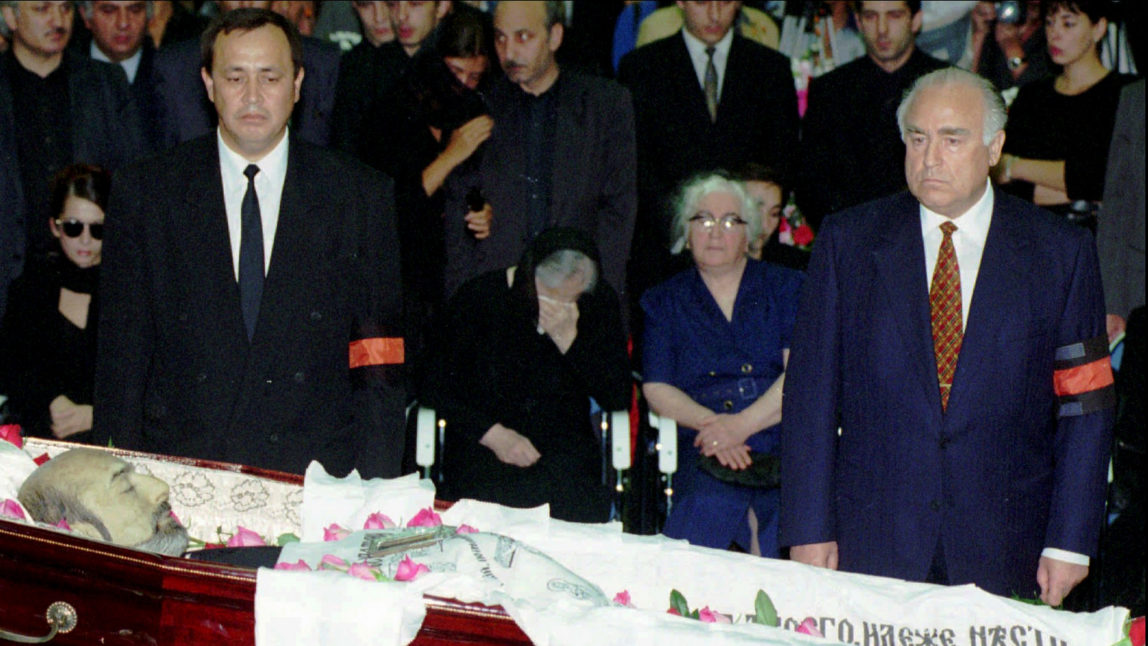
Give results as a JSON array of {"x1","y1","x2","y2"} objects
[{"x1": 132, "y1": 503, "x2": 189, "y2": 556}]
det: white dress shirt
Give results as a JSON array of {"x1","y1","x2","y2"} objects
[
  {"x1": 90, "y1": 42, "x2": 142, "y2": 84},
  {"x1": 681, "y1": 26, "x2": 734, "y2": 102},
  {"x1": 918, "y1": 179, "x2": 1089, "y2": 568},
  {"x1": 218, "y1": 129, "x2": 289, "y2": 280}
]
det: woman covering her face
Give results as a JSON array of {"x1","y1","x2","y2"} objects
[
  {"x1": 640, "y1": 172, "x2": 804, "y2": 557},
  {"x1": 0, "y1": 164, "x2": 110, "y2": 442}
]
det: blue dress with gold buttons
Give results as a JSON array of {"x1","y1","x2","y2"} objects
[{"x1": 641, "y1": 258, "x2": 803, "y2": 555}]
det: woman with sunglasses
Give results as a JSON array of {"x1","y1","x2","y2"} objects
[
  {"x1": 1, "y1": 164, "x2": 109, "y2": 442},
  {"x1": 640, "y1": 172, "x2": 804, "y2": 557}
]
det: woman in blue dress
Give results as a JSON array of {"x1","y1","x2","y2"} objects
[{"x1": 641, "y1": 172, "x2": 803, "y2": 556}]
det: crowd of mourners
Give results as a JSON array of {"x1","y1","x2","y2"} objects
[{"x1": 0, "y1": 0, "x2": 1143, "y2": 615}]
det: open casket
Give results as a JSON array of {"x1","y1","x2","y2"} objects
[
  {"x1": 1, "y1": 437, "x2": 1140, "y2": 646},
  {"x1": 0, "y1": 438, "x2": 530, "y2": 645}
]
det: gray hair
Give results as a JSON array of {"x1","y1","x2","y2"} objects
[
  {"x1": 896, "y1": 67, "x2": 1007, "y2": 146},
  {"x1": 79, "y1": 1, "x2": 156, "y2": 22},
  {"x1": 669, "y1": 172, "x2": 762, "y2": 255},
  {"x1": 535, "y1": 249, "x2": 597, "y2": 294}
]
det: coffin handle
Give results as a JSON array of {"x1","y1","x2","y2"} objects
[{"x1": 0, "y1": 601, "x2": 77, "y2": 643}]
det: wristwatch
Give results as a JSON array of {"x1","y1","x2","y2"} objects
[{"x1": 1007, "y1": 56, "x2": 1026, "y2": 71}]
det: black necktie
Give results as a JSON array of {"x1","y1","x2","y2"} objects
[{"x1": 239, "y1": 164, "x2": 263, "y2": 341}]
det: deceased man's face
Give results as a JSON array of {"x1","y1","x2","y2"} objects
[{"x1": 19, "y1": 449, "x2": 188, "y2": 555}]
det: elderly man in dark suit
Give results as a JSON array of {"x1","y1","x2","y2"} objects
[
  {"x1": 94, "y1": 8, "x2": 406, "y2": 478},
  {"x1": 781, "y1": 67, "x2": 1115, "y2": 606},
  {"x1": 0, "y1": 0, "x2": 146, "y2": 316},
  {"x1": 442, "y1": 0, "x2": 635, "y2": 309},
  {"x1": 153, "y1": 0, "x2": 339, "y2": 148},
  {"x1": 617, "y1": 0, "x2": 798, "y2": 300}
]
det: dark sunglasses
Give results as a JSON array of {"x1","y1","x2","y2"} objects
[{"x1": 56, "y1": 219, "x2": 104, "y2": 240}]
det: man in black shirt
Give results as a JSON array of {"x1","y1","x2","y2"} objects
[
  {"x1": 0, "y1": 0, "x2": 145, "y2": 317},
  {"x1": 796, "y1": 0, "x2": 946, "y2": 230}
]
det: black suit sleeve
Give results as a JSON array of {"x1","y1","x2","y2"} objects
[
  {"x1": 348, "y1": 167, "x2": 407, "y2": 478},
  {"x1": 92, "y1": 164, "x2": 153, "y2": 448}
]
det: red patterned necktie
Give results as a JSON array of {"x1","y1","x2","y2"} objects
[{"x1": 930, "y1": 221, "x2": 962, "y2": 411}]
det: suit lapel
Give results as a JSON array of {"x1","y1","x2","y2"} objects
[
  {"x1": 668, "y1": 34, "x2": 713, "y2": 128},
  {"x1": 870, "y1": 195, "x2": 941, "y2": 421},
  {"x1": 181, "y1": 139, "x2": 248, "y2": 347},
  {"x1": 947, "y1": 196, "x2": 1029, "y2": 416}
]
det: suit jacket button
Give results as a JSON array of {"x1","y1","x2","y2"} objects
[
  {"x1": 195, "y1": 372, "x2": 207, "y2": 383},
  {"x1": 723, "y1": 400, "x2": 734, "y2": 410},
  {"x1": 708, "y1": 371, "x2": 716, "y2": 377},
  {"x1": 179, "y1": 313, "x2": 189, "y2": 322},
  {"x1": 310, "y1": 310, "x2": 322, "y2": 322},
  {"x1": 939, "y1": 436, "x2": 949, "y2": 449},
  {"x1": 293, "y1": 371, "x2": 305, "y2": 383},
  {"x1": 929, "y1": 500, "x2": 941, "y2": 511},
  {"x1": 741, "y1": 363, "x2": 752, "y2": 374},
  {"x1": 268, "y1": 433, "x2": 280, "y2": 444}
]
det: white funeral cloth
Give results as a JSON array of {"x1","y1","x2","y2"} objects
[
  {"x1": 257, "y1": 465, "x2": 1130, "y2": 646},
  {"x1": 299, "y1": 462, "x2": 435, "y2": 542},
  {"x1": 255, "y1": 568, "x2": 426, "y2": 646}
]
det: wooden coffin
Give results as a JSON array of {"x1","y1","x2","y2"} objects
[{"x1": 0, "y1": 439, "x2": 530, "y2": 645}]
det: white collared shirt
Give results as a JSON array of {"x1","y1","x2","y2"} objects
[
  {"x1": 917, "y1": 179, "x2": 1090, "y2": 568},
  {"x1": 217, "y1": 128, "x2": 289, "y2": 280},
  {"x1": 919, "y1": 179, "x2": 994, "y2": 330},
  {"x1": 90, "y1": 42, "x2": 142, "y2": 84},
  {"x1": 680, "y1": 25, "x2": 734, "y2": 102}
]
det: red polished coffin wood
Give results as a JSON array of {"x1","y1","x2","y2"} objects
[{"x1": 0, "y1": 440, "x2": 530, "y2": 645}]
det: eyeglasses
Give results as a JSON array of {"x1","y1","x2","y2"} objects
[
  {"x1": 55, "y1": 219, "x2": 104, "y2": 240},
  {"x1": 689, "y1": 213, "x2": 747, "y2": 233}
]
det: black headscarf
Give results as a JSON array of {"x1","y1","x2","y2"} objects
[{"x1": 510, "y1": 228, "x2": 602, "y2": 321}]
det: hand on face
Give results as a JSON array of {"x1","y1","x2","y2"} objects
[{"x1": 538, "y1": 295, "x2": 578, "y2": 354}]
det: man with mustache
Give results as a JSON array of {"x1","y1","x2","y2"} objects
[
  {"x1": 19, "y1": 449, "x2": 190, "y2": 556},
  {"x1": 795, "y1": 1, "x2": 945, "y2": 232},
  {"x1": 0, "y1": 0, "x2": 146, "y2": 322},
  {"x1": 442, "y1": 1, "x2": 636, "y2": 321},
  {"x1": 94, "y1": 9, "x2": 406, "y2": 479}
]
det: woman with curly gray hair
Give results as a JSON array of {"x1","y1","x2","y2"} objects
[{"x1": 641, "y1": 171, "x2": 803, "y2": 556}]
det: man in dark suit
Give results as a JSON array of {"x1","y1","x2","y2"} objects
[
  {"x1": 153, "y1": 0, "x2": 339, "y2": 149},
  {"x1": 93, "y1": 8, "x2": 406, "y2": 478},
  {"x1": 796, "y1": 1, "x2": 945, "y2": 231},
  {"x1": 617, "y1": 0, "x2": 798, "y2": 299},
  {"x1": 780, "y1": 68, "x2": 1115, "y2": 605},
  {"x1": 442, "y1": 1, "x2": 635, "y2": 307},
  {"x1": 76, "y1": 1, "x2": 164, "y2": 145},
  {"x1": 0, "y1": 0, "x2": 146, "y2": 308}
]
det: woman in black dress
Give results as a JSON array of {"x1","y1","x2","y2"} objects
[
  {"x1": 1, "y1": 164, "x2": 110, "y2": 442},
  {"x1": 995, "y1": 0, "x2": 1132, "y2": 223},
  {"x1": 423, "y1": 229, "x2": 630, "y2": 523}
]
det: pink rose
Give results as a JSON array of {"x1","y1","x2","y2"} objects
[
  {"x1": 226, "y1": 526, "x2": 267, "y2": 547},
  {"x1": 319, "y1": 554, "x2": 348, "y2": 571},
  {"x1": 363, "y1": 512, "x2": 395, "y2": 530},
  {"x1": 0, "y1": 424, "x2": 23, "y2": 448},
  {"x1": 394, "y1": 555, "x2": 430, "y2": 581},
  {"x1": 53, "y1": 518, "x2": 71, "y2": 531},
  {"x1": 406, "y1": 508, "x2": 442, "y2": 528},
  {"x1": 349, "y1": 562, "x2": 381, "y2": 582},
  {"x1": 697, "y1": 607, "x2": 730, "y2": 624},
  {"x1": 455, "y1": 524, "x2": 478, "y2": 534},
  {"x1": 612, "y1": 590, "x2": 634, "y2": 608},
  {"x1": 1, "y1": 499, "x2": 26, "y2": 521},
  {"x1": 323, "y1": 523, "x2": 351, "y2": 542},
  {"x1": 795, "y1": 617, "x2": 824, "y2": 637},
  {"x1": 274, "y1": 559, "x2": 312, "y2": 571}
]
